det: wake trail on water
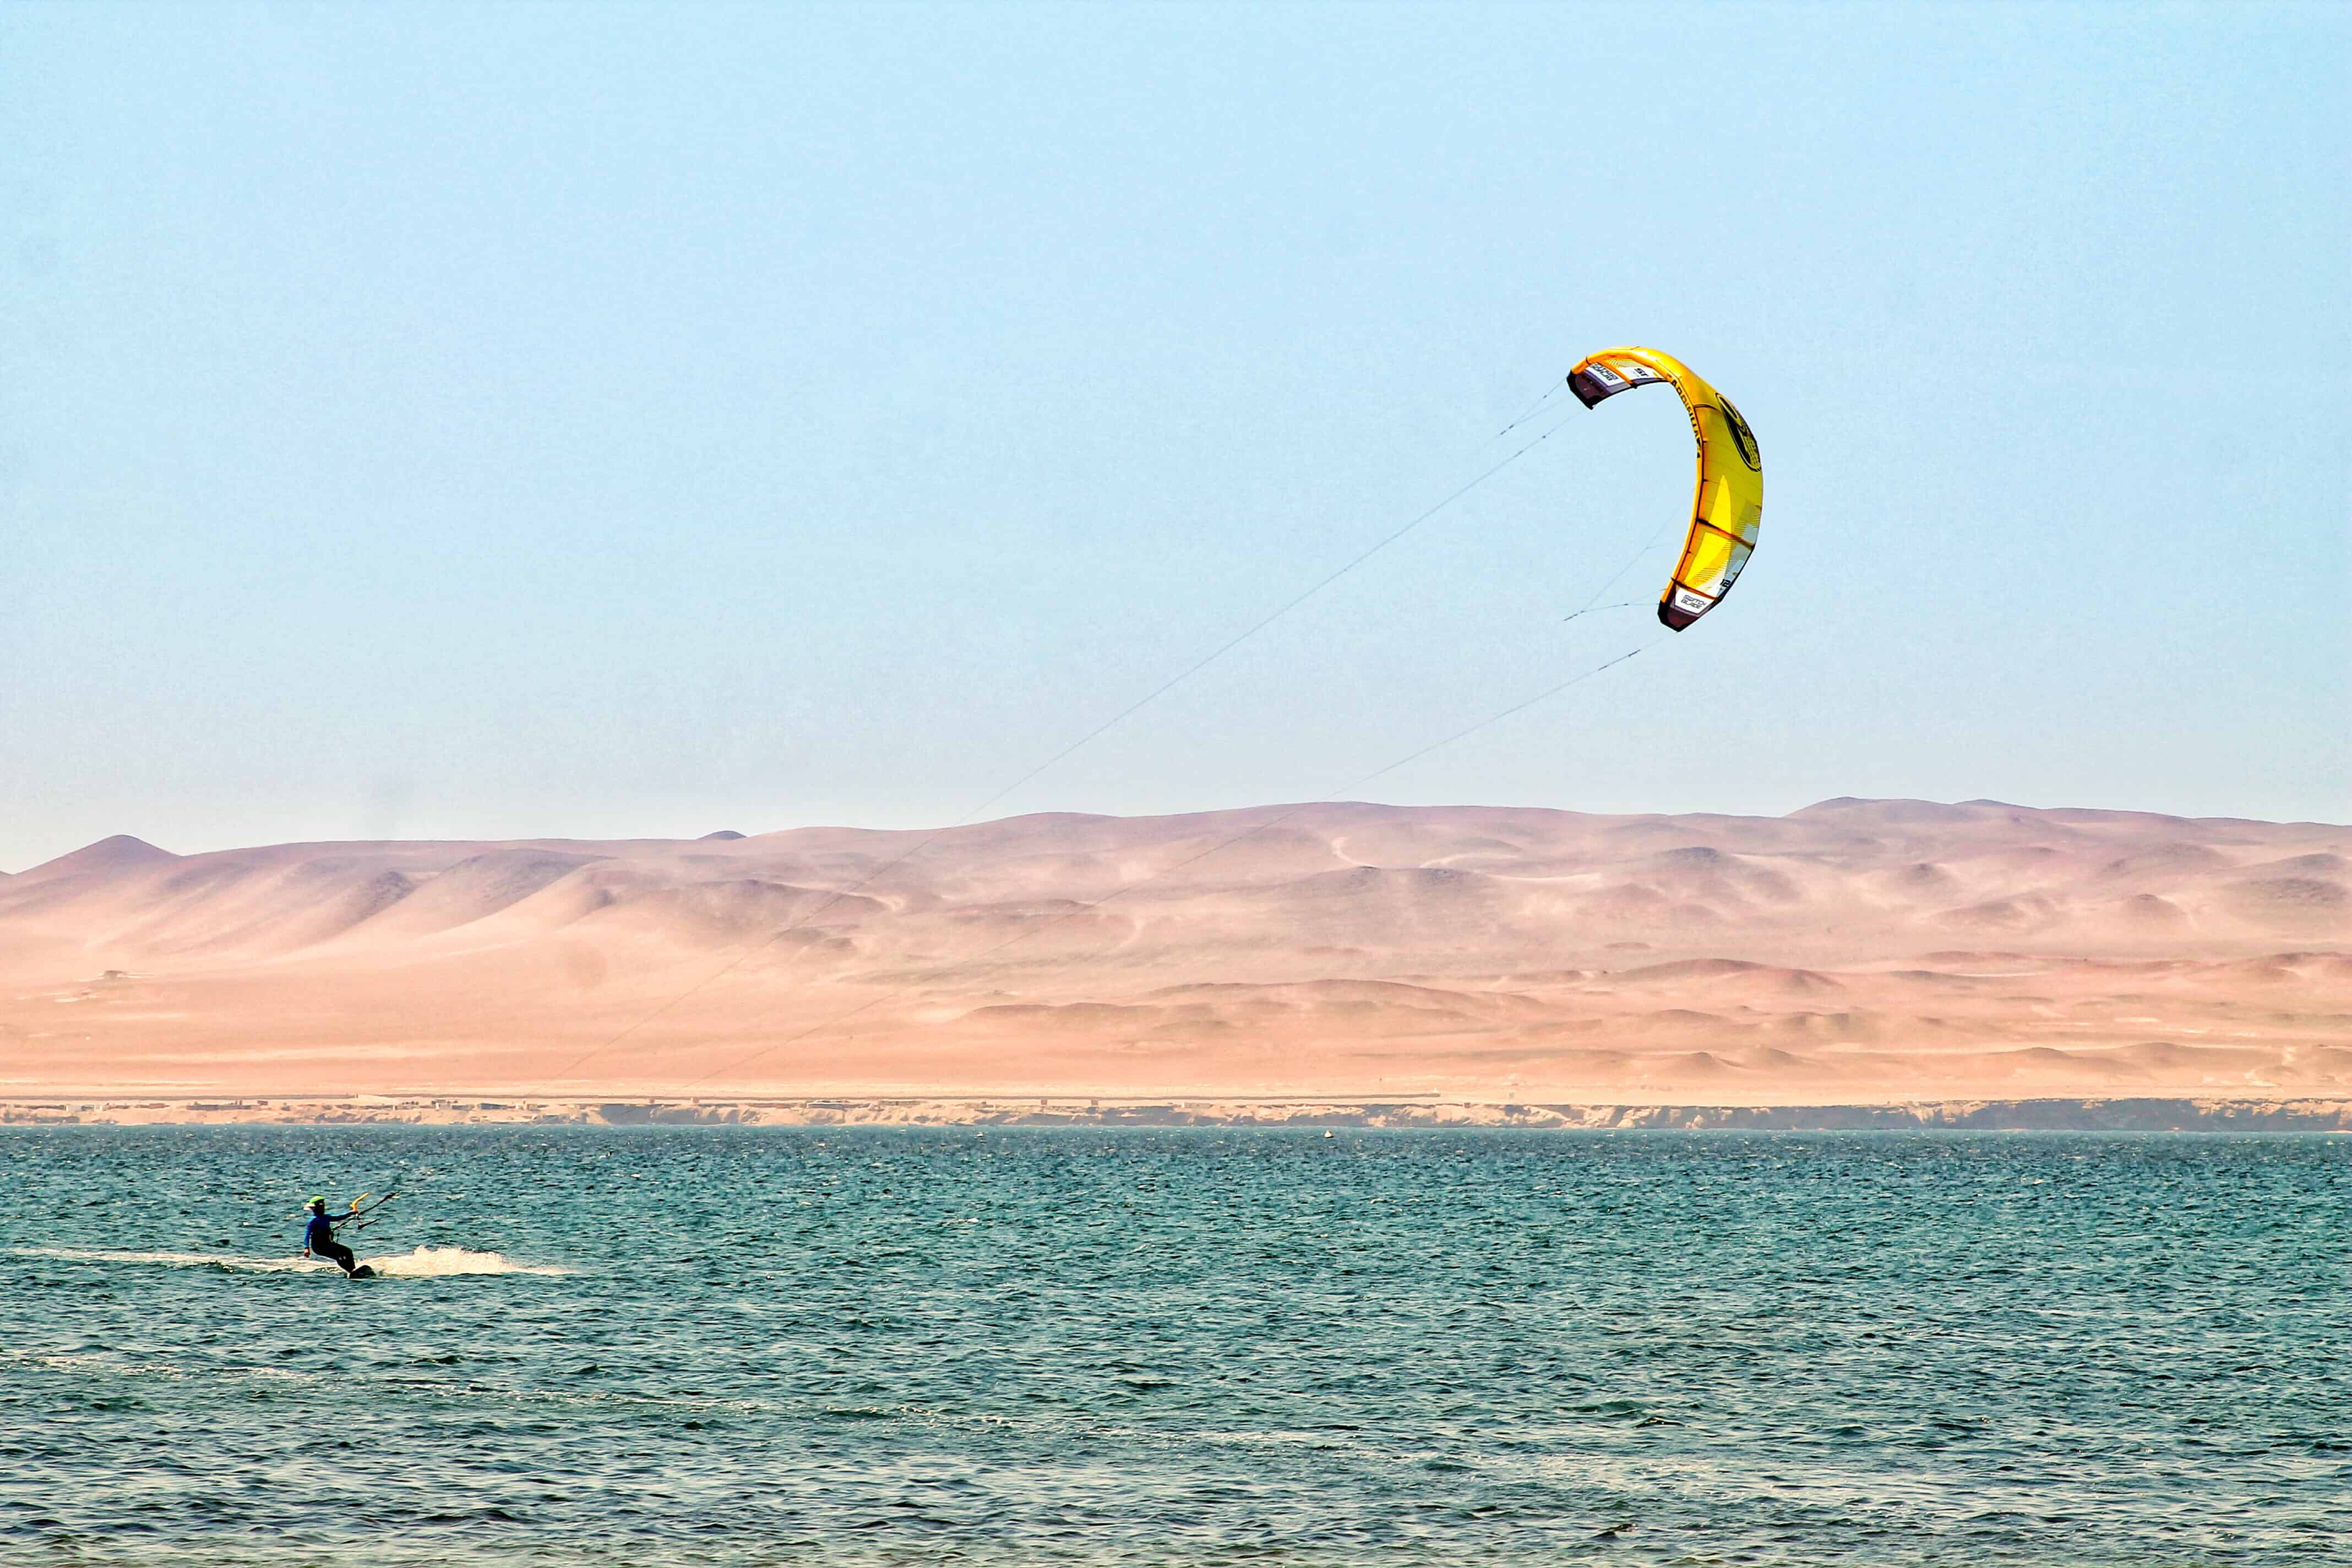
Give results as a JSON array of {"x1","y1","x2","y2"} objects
[{"x1": 14, "y1": 1245, "x2": 571, "y2": 1277}]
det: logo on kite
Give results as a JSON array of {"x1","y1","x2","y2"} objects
[{"x1": 1719, "y1": 399, "x2": 1760, "y2": 470}]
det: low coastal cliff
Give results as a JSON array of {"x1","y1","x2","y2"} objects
[{"x1": 8, "y1": 1096, "x2": 2349, "y2": 1131}]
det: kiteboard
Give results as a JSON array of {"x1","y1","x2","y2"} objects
[{"x1": 347, "y1": 1264, "x2": 376, "y2": 1280}]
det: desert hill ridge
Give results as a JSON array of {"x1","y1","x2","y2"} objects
[{"x1": 2, "y1": 798, "x2": 2343, "y2": 1104}]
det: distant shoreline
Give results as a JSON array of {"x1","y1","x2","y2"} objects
[{"x1": 5, "y1": 1095, "x2": 2348, "y2": 1131}]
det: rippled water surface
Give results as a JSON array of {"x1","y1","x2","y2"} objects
[{"x1": 3, "y1": 1127, "x2": 2346, "y2": 1565}]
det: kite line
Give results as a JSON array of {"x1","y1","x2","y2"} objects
[
  {"x1": 546, "y1": 397, "x2": 1591, "y2": 1082},
  {"x1": 682, "y1": 634, "x2": 1662, "y2": 1090}
]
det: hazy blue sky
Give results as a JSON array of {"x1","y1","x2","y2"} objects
[{"x1": 3, "y1": 2, "x2": 2344, "y2": 869}]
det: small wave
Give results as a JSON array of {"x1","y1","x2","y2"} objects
[
  {"x1": 367, "y1": 1246, "x2": 571, "y2": 1277},
  {"x1": 12, "y1": 1245, "x2": 569, "y2": 1278}
]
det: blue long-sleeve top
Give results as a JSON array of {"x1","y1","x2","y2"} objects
[{"x1": 303, "y1": 1212, "x2": 349, "y2": 1251}]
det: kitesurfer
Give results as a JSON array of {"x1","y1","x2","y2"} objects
[{"x1": 301, "y1": 1196, "x2": 363, "y2": 1276}]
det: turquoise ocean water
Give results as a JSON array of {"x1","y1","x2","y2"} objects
[{"x1": 2, "y1": 1127, "x2": 2345, "y2": 1566}]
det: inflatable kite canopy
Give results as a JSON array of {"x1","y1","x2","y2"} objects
[{"x1": 1567, "y1": 347, "x2": 1761, "y2": 631}]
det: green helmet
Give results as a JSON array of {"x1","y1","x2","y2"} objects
[{"x1": 307, "y1": 1195, "x2": 326, "y2": 1210}]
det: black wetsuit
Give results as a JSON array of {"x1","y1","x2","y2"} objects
[{"x1": 304, "y1": 1212, "x2": 357, "y2": 1273}]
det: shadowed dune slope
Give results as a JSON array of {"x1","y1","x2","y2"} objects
[{"x1": 2, "y1": 799, "x2": 2344, "y2": 1102}]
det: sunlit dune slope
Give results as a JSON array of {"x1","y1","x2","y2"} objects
[{"x1": 2, "y1": 799, "x2": 2345, "y2": 1102}]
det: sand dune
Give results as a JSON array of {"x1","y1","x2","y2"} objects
[{"x1": 1, "y1": 798, "x2": 2344, "y2": 1103}]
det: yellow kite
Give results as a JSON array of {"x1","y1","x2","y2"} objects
[{"x1": 1567, "y1": 347, "x2": 1761, "y2": 631}]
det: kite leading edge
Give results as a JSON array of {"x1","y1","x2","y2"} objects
[{"x1": 1567, "y1": 347, "x2": 1761, "y2": 631}]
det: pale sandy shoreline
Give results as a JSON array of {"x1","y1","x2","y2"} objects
[{"x1": 6, "y1": 1093, "x2": 2348, "y2": 1131}]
